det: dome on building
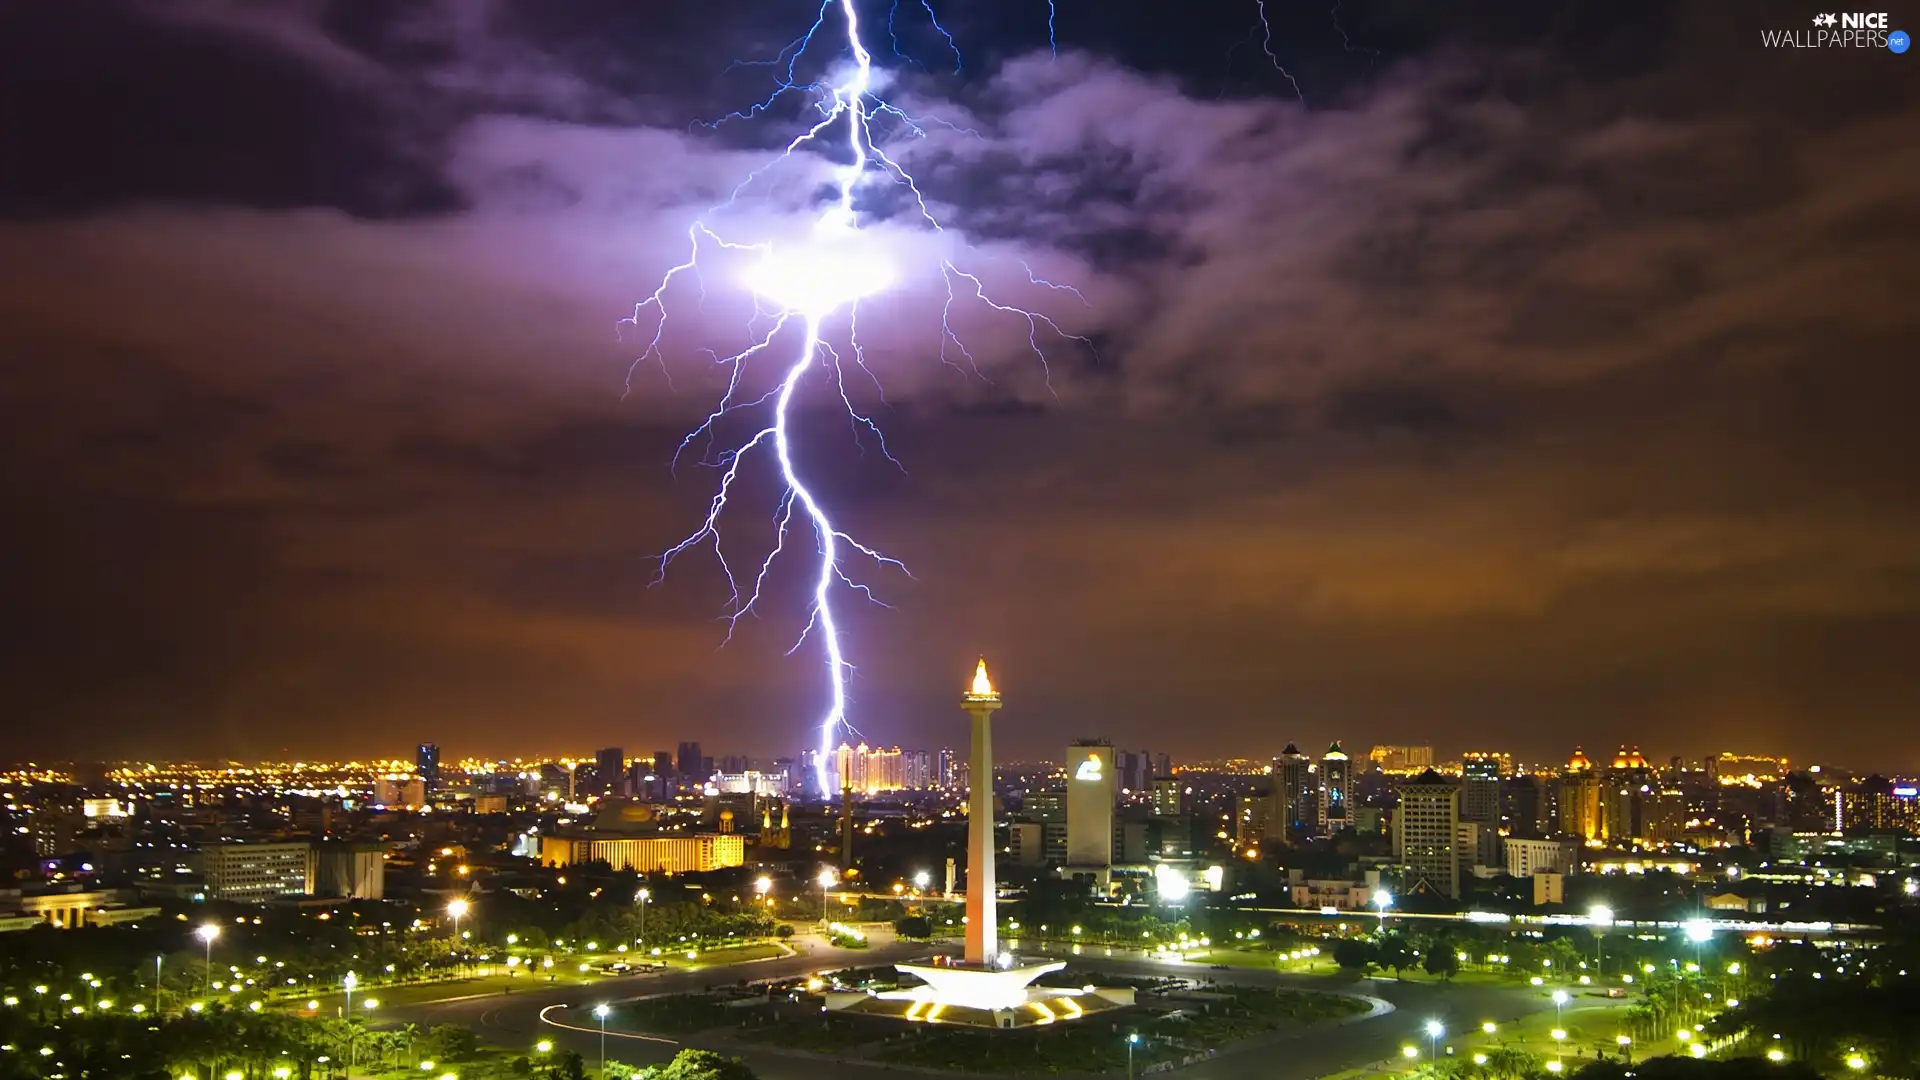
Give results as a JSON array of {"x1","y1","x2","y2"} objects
[{"x1": 1566, "y1": 747, "x2": 1593, "y2": 772}]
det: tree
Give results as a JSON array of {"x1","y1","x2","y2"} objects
[
  {"x1": 894, "y1": 915, "x2": 933, "y2": 939},
  {"x1": 423, "y1": 1023, "x2": 481, "y2": 1062},
  {"x1": 636, "y1": 1049, "x2": 758, "y2": 1080},
  {"x1": 544, "y1": 1049, "x2": 588, "y2": 1080},
  {"x1": 1423, "y1": 947, "x2": 1460, "y2": 981},
  {"x1": 1333, "y1": 938, "x2": 1374, "y2": 971},
  {"x1": 775, "y1": 924, "x2": 794, "y2": 939},
  {"x1": 1376, "y1": 933, "x2": 1415, "y2": 976}
]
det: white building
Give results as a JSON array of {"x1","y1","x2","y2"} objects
[
  {"x1": 1504, "y1": 836, "x2": 1579, "y2": 878},
  {"x1": 199, "y1": 842, "x2": 314, "y2": 903}
]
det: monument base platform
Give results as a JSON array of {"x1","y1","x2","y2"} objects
[{"x1": 822, "y1": 957, "x2": 1135, "y2": 1029}]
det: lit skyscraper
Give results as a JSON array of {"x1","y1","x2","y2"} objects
[
  {"x1": 415, "y1": 743, "x2": 440, "y2": 794},
  {"x1": 1319, "y1": 741, "x2": 1351, "y2": 832}
]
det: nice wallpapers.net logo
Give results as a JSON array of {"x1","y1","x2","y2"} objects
[{"x1": 1762, "y1": 11, "x2": 1909, "y2": 49}]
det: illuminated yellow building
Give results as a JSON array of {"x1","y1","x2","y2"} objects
[{"x1": 538, "y1": 833, "x2": 744, "y2": 874}]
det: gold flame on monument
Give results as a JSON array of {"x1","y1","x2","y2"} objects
[{"x1": 969, "y1": 657, "x2": 997, "y2": 698}]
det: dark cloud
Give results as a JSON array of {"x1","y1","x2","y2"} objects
[{"x1": 1, "y1": 0, "x2": 1916, "y2": 768}]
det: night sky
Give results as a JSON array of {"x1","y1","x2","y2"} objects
[{"x1": 2, "y1": 2, "x2": 1915, "y2": 767}]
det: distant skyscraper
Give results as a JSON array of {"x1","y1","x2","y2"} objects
[
  {"x1": 1394, "y1": 769, "x2": 1461, "y2": 898},
  {"x1": 676, "y1": 742, "x2": 702, "y2": 779},
  {"x1": 937, "y1": 748, "x2": 959, "y2": 788},
  {"x1": 652, "y1": 750, "x2": 673, "y2": 779},
  {"x1": 1557, "y1": 747, "x2": 1603, "y2": 840},
  {"x1": 595, "y1": 747, "x2": 626, "y2": 796},
  {"x1": 1460, "y1": 753, "x2": 1505, "y2": 866},
  {"x1": 416, "y1": 744, "x2": 441, "y2": 793},
  {"x1": 1319, "y1": 742, "x2": 1351, "y2": 832},
  {"x1": 1272, "y1": 744, "x2": 1316, "y2": 842}
]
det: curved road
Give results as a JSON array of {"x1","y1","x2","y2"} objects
[{"x1": 388, "y1": 932, "x2": 1580, "y2": 1080}]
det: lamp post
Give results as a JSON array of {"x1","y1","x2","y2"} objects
[
  {"x1": 447, "y1": 899, "x2": 470, "y2": 972},
  {"x1": 1127, "y1": 1033, "x2": 1141, "y2": 1080},
  {"x1": 195, "y1": 925, "x2": 221, "y2": 998},
  {"x1": 817, "y1": 869, "x2": 837, "y2": 925},
  {"x1": 1373, "y1": 890, "x2": 1393, "y2": 935},
  {"x1": 1617, "y1": 1035, "x2": 1632, "y2": 1064},
  {"x1": 635, "y1": 888, "x2": 650, "y2": 950},
  {"x1": 1553, "y1": 989, "x2": 1569, "y2": 1028},
  {"x1": 153, "y1": 956, "x2": 163, "y2": 1017},
  {"x1": 1589, "y1": 905, "x2": 1613, "y2": 976},
  {"x1": 1426, "y1": 1020, "x2": 1444, "y2": 1062},
  {"x1": 343, "y1": 973, "x2": 359, "y2": 1076},
  {"x1": 595, "y1": 1003, "x2": 612, "y2": 1076}
]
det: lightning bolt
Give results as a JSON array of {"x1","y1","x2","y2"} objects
[
  {"x1": 632, "y1": 0, "x2": 1089, "y2": 799},
  {"x1": 1252, "y1": 0, "x2": 1306, "y2": 101}
]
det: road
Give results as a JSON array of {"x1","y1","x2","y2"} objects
[{"x1": 387, "y1": 933, "x2": 1585, "y2": 1080}]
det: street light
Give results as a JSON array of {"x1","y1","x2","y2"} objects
[
  {"x1": 595, "y1": 1003, "x2": 612, "y2": 1076},
  {"x1": 1373, "y1": 890, "x2": 1393, "y2": 933},
  {"x1": 913, "y1": 871, "x2": 931, "y2": 891},
  {"x1": 342, "y1": 973, "x2": 360, "y2": 1076},
  {"x1": 635, "y1": 888, "x2": 651, "y2": 949},
  {"x1": 535, "y1": 1040, "x2": 553, "y2": 1054},
  {"x1": 153, "y1": 955, "x2": 164, "y2": 1016},
  {"x1": 1482, "y1": 1022, "x2": 1497, "y2": 1036},
  {"x1": 194, "y1": 925, "x2": 221, "y2": 997},
  {"x1": 1847, "y1": 1054, "x2": 1867, "y2": 1071},
  {"x1": 1426, "y1": 1020, "x2": 1444, "y2": 1062},
  {"x1": 1552, "y1": 989, "x2": 1569, "y2": 1027},
  {"x1": 1617, "y1": 1035, "x2": 1632, "y2": 1064},
  {"x1": 817, "y1": 869, "x2": 838, "y2": 923},
  {"x1": 447, "y1": 899, "x2": 469, "y2": 942},
  {"x1": 1127, "y1": 1033, "x2": 1141, "y2": 1080},
  {"x1": 1589, "y1": 905, "x2": 1613, "y2": 975}
]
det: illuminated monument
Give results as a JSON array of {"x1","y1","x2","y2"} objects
[{"x1": 824, "y1": 659, "x2": 1131, "y2": 1026}]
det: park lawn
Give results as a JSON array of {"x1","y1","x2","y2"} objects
[
  {"x1": 299, "y1": 971, "x2": 594, "y2": 1012},
  {"x1": 878, "y1": 1023, "x2": 1184, "y2": 1075},
  {"x1": 670, "y1": 942, "x2": 786, "y2": 968},
  {"x1": 732, "y1": 1012, "x2": 878, "y2": 1053}
]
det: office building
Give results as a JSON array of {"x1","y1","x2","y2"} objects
[
  {"x1": 1503, "y1": 836, "x2": 1578, "y2": 878},
  {"x1": 1064, "y1": 739, "x2": 1117, "y2": 874},
  {"x1": 1460, "y1": 752, "x2": 1504, "y2": 866},
  {"x1": 1151, "y1": 776, "x2": 1184, "y2": 818},
  {"x1": 595, "y1": 747, "x2": 626, "y2": 796},
  {"x1": 677, "y1": 742, "x2": 703, "y2": 779},
  {"x1": 1234, "y1": 794, "x2": 1270, "y2": 851},
  {"x1": 1393, "y1": 770, "x2": 1461, "y2": 899},
  {"x1": 374, "y1": 775, "x2": 426, "y2": 810},
  {"x1": 416, "y1": 743, "x2": 441, "y2": 793},
  {"x1": 313, "y1": 842, "x2": 386, "y2": 900},
  {"x1": 200, "y1": 842, "x2": 315, "y2": 903},
  {"x1": 1319, "y1": 742, "x2": 1351, "y2": 832}
]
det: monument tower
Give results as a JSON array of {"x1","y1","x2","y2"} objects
[{"x1": 961, "y1": 656, "x2": 1001, "y2": 966}]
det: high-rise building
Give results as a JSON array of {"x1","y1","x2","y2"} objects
[
  {"x1": 1151, "y1": 776, "x2": 1184, "y2": 818},
  {"x1": 595, "y1": 747, "x2": 626, "y2": 796},
  {"x1": 1604, "y1": 746, "x2": 1653, "y2": 843},
  {"x1": 676, "y1": 742, "x2": 703, "y2": 779},
  {"x1": 1064, "y1": 739, "x2": 1116, "y2": 874},
  {"x1": 1272, "y1": 744, "x2": 1317, "y2": 842},
  {"x1": 1394, "y1": 770, "x2": 1461, "y2": 898},
  {"x1": 1558, "y1": 747, "x2": 1603, "y2": 841},
  {"x1": 937, "y1": 748, "x2": 959, "y2": 788},
  {"x1": 1460, "y1": 752, "x2": 1504, "y2": 865},
  {"x1": 1234, "y1": 794, "x2": 1270, "y2": 850},
  {"x1": 1319, "y1": 742, "x2": 1352, "y2": 832},
  {"x1": 416, "y1": 744, "x2": 441, "y2": 793}
]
